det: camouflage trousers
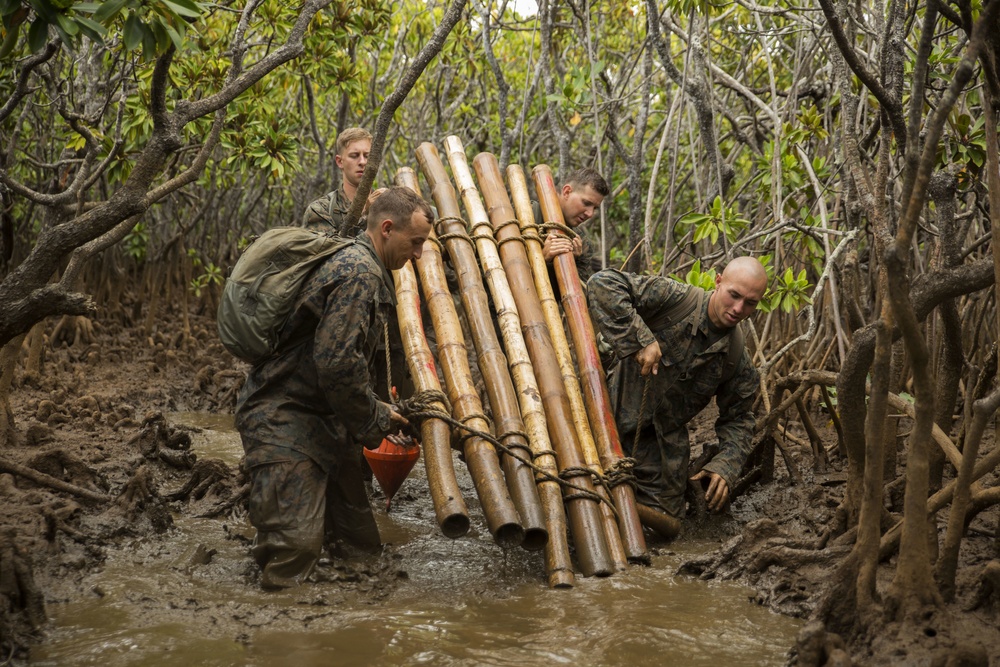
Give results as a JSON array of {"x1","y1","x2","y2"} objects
[
  {"x1": 627, "y1": 424, "x2": 691, "y2": 519},
  {"x1": 243, "y1": 439, "x2": 381, "y2": 589}
]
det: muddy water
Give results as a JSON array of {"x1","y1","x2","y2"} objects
[{"x1": 30, "y1": 413, "x2": 802, "y2": 666}]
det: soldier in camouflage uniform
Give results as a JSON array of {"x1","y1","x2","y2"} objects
[
  {"x1": 535, "y1": 167, "x2": 610, "y2": 286},
  {"x1": 587, "y1": 256, "x2": 768, "y2": 519},
  {"x1": 237, "y1": 187, "x2": 433, "y2": 589},
  {"x1": 302, "y1": 127, "x2": 372, "y2": 236}
]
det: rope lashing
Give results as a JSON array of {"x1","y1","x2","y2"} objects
[
  {"x1": 539, "y1": 221, "x2": 579, "y2": 239},
  {"x1": 395, "y1": 390, "x2": 617, "y2": 515}
]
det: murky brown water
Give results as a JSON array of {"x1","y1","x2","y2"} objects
[{"x1": 30, "y1": 412, "x2": 802, "y2": 666}]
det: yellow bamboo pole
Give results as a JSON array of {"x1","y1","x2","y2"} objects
[
  {"x1": 505, "y1": 164, "x2": 630, "y2": 570},
  {"x1": 396, "y1": 170, "x2": 524, "y2": 548},
  {"x1": 393, "y1": 168, "x2": 470, "y2": 538},
  {"x1": 414, "y1": 142, "x2": 548, "y2": 553},
  {"x1": 441, "y1": 140, "x2": 574, "y2": 586},
  {"x1": 469, "y1": 149, "x2": 614, "y2": 577},
  {"x1": 533, "y1": 164, "x2": 650, "y2": 562}
]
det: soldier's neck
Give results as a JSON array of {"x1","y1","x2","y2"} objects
[{"x1": 343, "y1": 180, "x2": 358, "y2": 202}]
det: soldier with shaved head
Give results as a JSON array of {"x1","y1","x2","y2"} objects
[{"x1": 588, "y1": 256, "x2": 768, "y2": 521}]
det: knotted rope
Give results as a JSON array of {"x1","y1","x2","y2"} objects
[
  {"x1": 539, "y1": 220, "x2": 579, "y2": 239},
  {"x1": 395, "y1": 389, "x2": 618, "y2": 514}
]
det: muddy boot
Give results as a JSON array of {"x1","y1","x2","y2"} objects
[{"x1": 252, "y1": 535, "x2": 321, "y2": 590}]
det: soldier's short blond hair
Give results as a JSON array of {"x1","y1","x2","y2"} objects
[{"x1": 336, "y1": 127, "x2": 372, "y2": 155}]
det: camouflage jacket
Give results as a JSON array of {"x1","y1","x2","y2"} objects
[
  {"x1": 587, "y1": 269, "x2": 759, "y2": 488},
  {"x1": 235, "y1": 231, "x2": 395, "y2": 473},
  {"x1": 302, "y1": 186, "x2": 360, "y2": 236}
]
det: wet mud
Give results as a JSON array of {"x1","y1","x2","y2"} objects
[
  {"x1": 4, "y1": 313, "x2": 998, "y2": 666},
  {"x1": 28, "y1": 412, "x2": 802, "y2": 666}
]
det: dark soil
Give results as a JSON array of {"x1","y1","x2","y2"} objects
[{"x1": 1, "y1": 312, "x2": 998, "y2": 666}]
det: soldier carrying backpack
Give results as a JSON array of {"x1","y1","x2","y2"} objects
[{"x1": 232, "y1": 186, "x2": 433, "y2": 590}]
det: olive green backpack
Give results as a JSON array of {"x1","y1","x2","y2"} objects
[{"x1": 217, "y1": 227, "x2": 355, "y2": 364}]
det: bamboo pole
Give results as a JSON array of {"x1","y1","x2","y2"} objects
[
  {"x1": 636, "y1": 503, "x2": 681, "y2": 540},
  {"x1": 414, "y1": 143, "x2": 548, "y2": 553},
  {"x1": 396, "y1": 170, "x2": 524, "y2": 548},
  {"x1": 505, "y1": 164, "x2": 630, "y2": 571},
  {"x1": 467, "y1": 147, "x2": 614, "y2": 577},
  {"x1": 394, "y1": 168, "x2": 470, "y2": 539},
  {"x1": 439, "y1": 144, "x2": 574, "y2": 585},
  {"x1": 532, "y1": 164, "x2": 650, "y2": 562}
]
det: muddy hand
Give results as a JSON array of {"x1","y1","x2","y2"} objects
[
  {"x1": 386, "y1": 432, "x2": 418, "y2": 448},
  {"x1": 389, "y1": 409, "x2": 419, "y2": 440},
  {"x1": 690, "y1": 470, "x2": 729, "y2": 513},
  {"x1": 634, "y1": 340, "x2": 661, "y2": 376}
]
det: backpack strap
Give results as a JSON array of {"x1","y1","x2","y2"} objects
[
  {"x1": 327, "y1": 189, "x2": 340, "y2": 221},
  {"x1": 643, "y1": 285, "x2": 704, "y2": 332},
  {"x1": 721, "y1": 322, "x2": 746, "y2": 385}
]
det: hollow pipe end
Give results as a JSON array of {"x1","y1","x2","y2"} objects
[
  {"x1": 439, "y1": 514, "x2": 471, "y2": 539},
  {"x1": 519, "y1": 527, "x2": 549, "y2": 552},
  {"x1": 493, "y1": 523, "x2": 526, "y2": 549}
]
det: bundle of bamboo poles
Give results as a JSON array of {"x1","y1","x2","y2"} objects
[
  {"x1": 387, "y1": 139, "x2": 680, "y2": 585},
  {"x1": 415, "y1": 143, "x2": 548, "y2": 553},
  {"x1": 393, "y1": 168, "x2": 525, "y2": 548}
]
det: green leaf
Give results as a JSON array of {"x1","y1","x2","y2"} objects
[
  {"x1": 164, "y1": 0, "x2": 203, "y2": 13},
  {"x1": 94, "y1": 0, "x2": 128, "y2": 22},
  {"x1": 0, "y1": 0, "x2": 21, "y2": 15},
  {"x1": 123, "y1": 13, "x2": 142, "y2": 50},
  {"x1": 73, "y1": 15, "x2": 106, "y2": 40},
  {"x1": 140, "y1": 21, "x2": 157, "y2": 58},
  {"x1": 28, "y1": 16, "x2": 48, "y2": 52},
  {"x1": 161, "y1": 0, "x2": 202, "y2": 18},
  {"x1": 149, "y1": 18, "x2": 169, "y2": 50},
  {"x1": 55, "y1": 13, "x2": 79, "y2": 36},
  {"x1": 162, "y1": 20, "x2": 183, "y2": 49}
]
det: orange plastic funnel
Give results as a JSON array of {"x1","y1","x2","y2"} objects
[{"x1": 363, "y1": 438, "x2": 421, "y2": 511}]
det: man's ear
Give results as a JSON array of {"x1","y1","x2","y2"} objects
[
  {"x1": 379, "y1": 218, "x2": 393, "y2": 238},
  {"x1": 335, "y1": 154, "x2": 344, "y2": 169},
  {"x1": 560, "y1": 184, "x2": 573, "y2": 198},
  {"x1": 715, "y1": 272, "x2": 723, "y2": 288}
]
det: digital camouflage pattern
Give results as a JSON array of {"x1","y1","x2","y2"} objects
[
  {"x1": 236, "y1": 230, "x2": 395, "y2": 465},
  {"x1": 303, "y1": 187, "x2": 411, "y2": 402},
  {"x1": 236, "y1": 231, "x2": 395, "y2": 585},
  {"x1": 302, "y1": 186, "x2": 358, "y2": 236},
  {"x1": 587, "y1": 269, "x2": 759, "y2": 518}
]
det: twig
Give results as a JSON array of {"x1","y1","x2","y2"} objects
[{"x1": 0, "y1": 456, "x2": 110, "y2": 503}]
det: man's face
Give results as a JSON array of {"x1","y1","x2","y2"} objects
[
  {"x1": 559, "y1": 184, "x2": 604, "y2": 228},
  {"x1": 710, "y1": 270, "x2": 766, "y2": 328},
  {"x1": 382, "y1": 210, "x2": 432, "y2": 271},
  {"x1": 335, "y1": 139, "x2": 371, "y2": 188}
]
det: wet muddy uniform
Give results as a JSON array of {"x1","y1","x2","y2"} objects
[
  {"x1": 587, "y1": 269, "x2": 759, "y2": 518},
  {"x1": 236, "y1": 231, "x2": 395, "y2": 589},
  {"x1": 302, "y1": 186, "x2": 356, "y2": 236},
  {"x1": 302, "y1": 188, "x2": 410, "y2": 402}
]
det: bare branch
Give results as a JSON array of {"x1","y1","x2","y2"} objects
[{"x1": 815, "y1": 0, "x2": 907, "y2": 146}]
